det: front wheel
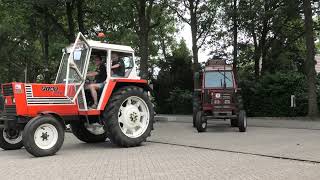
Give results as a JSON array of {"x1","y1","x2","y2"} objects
[
  {"x1": 238, "y1": 110, "x2": 247, "y2": 132},
  {"x1": 195, "y1": 111, "x2": 207, "y2": 132},
  {"x1": 0, "y1": 128, "x2": 23, "y2": 150},
  {"x1": 103, "y1": 86, "x2": 154, "y2": 147},
  {"x1": 23, "y1": 115, "x2": 65, "y2": 157}
]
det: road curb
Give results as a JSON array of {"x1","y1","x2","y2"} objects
[
  {"x1": 155, "y1": 116, "x2": 170, "y2": 122},
  {"x1": 154, "y1": 114, "x2": 320, "y2": 130}
]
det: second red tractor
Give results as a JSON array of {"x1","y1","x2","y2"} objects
[{"x1": 193, "y1": 59, "x2": 247, "y2": 132}]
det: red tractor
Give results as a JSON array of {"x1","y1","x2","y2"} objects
[
  {"x1": 0, "y1": 33, "x2": 154, "y2": 157},
  {"x1": 193, "y1": 59, "x2": 247, "y2": 132}
]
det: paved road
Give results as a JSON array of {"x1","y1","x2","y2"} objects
[
  {"x1": 150, "y1": 121, "x2": 320, "y2": 162},
  {"x1": 0, "y1": 119, "x2": 320, "y2": 180}
]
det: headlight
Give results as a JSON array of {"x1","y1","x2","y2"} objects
[
  {"x1": 214, "y1": 100, "x2": 220, "y2": 104},
  {"x1": 215, "y1": 93, "x2": 221, "y2": 98},
  {"x1": 224, "y1": 100, "x2": 230, "y2": 104}
]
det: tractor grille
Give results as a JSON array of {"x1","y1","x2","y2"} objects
[
  {"x1": 2, "y1": 84, "x2": 13, "y2": 96},
  {"x1": 204, "y1": 90, "x2": 211, "y2": 103},
  {"x1": 204, "y1": 91, "x2": 232, "y2": 104},
  {"x1": 221, "y1": 94, "x2": 231, "y2": 100},
  {"x1": 2, "y1": 105, "x2": 17, "y2": 117}
]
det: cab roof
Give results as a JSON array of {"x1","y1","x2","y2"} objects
[
  {"x1": 65, "y1": 40, "x2": 134, "y2": 53},
  {"x1": 87, "y1": 40, "x2": 134, "y2": 53}
]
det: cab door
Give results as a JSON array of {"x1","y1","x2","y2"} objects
[{"x1": 65, "y1": 32, "x2": 91, "y2": 104}]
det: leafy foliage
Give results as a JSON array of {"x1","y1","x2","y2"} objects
[
  {"x1": 165, "y1": 88, "x2": 193, "y2": 114},
  {"x1": 240, "y1": 72, "x2": 312, "y2": 117},
  {"x1": 154, "y1": 40, "x2": 193, "y2": 114}
]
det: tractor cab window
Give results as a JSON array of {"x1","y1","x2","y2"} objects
[
  {"x1": 87, "y1": 50, "x2": 108, "y2": 82},
  {"x1": 205, "y1": 71, "x2": 233, "y2": 88},
  {"x1": 55, "y1": 41, "x2": 89, "y2": 84},
  {"x1": 56, "y1": 52, "x2": 70, "y2": 84},
  {"x1": 111, "y1": 52, "x2": 133, "y2": 78}
]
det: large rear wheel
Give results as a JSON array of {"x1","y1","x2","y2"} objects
[
  {"x1": 103, "y1": 86, "x2": 154, "y2": 147},
  {"x1": 23, "y1": 115, "x2": 65, "y2": 157},
  {"x1": 0, "y1": 128, "x2": 23, "y2": 150}
]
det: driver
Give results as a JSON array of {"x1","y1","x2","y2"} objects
[{"x1": 86, "y1": 55, "x2": 106, "y2": 109}]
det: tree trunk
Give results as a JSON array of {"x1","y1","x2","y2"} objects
[
  {"x1": 302, "y1": 0, "x2": 319, "y2": 117},
  {"x1": 233, "y1": 0, "x2": 238, "y2": 79},
  {"x1": 139, "y1": 33, "x2": 149, "y2": 79},
  {"x1": 77, "y1": 0, "x2": 85, "y2": 34},
  {"x1": 260, "y1": 7, "x2": 269, "y2": 75},
  {"x1": 160, "y1": 37, "x2": 167, "y2": 60},
  {"x1": 42, "y1": 7, "x2": 50, "y2": 83},
  {"x1": 66, "y1": 1, "x2": 75, "y2": 43},
  {"x1": 252, "y1": 30, "x2": 260, "y2": 80},
  {"x1": 189, "y1": 1, "x2": 200, "y2": 92},
  {"x1": 43, "y1": 26, "x2": 49, "y2": 82},
  {"x1": 136, "y1": 0, "x2": 151, "y2": 79},
  {"x1": 190, "y1": 4, "x2": 198, "y2": 66}
]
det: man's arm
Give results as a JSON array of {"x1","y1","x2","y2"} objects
[
  {"x1": 87, "y1": 71, "x2": 98, "y2": 77},
  {"x1": 111, "y1": 64, "x2": 120, "y2": 69}
]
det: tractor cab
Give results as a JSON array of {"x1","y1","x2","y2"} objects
[
  {"x1": 193, "y1": 58, "x2": 247, "y2": 132},
  {"x1": 202, "y1": 59, "x2": 236, "y2": 114},
  {"x1": 0, "y1": 32, "x2": 154, "y2": 157},
  {"x1": 55, "y1": 33, "x2": 139, "y2": 114}
]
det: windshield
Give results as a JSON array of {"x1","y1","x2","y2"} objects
[
  {"x1": 55, "y1": 53, "x2": 69, "y2": 84},
  {"x1": 205, "y1": 71, "x2": 233, "y2": 88}
]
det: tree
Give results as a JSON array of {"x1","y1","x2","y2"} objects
[
  {"x1": 76, "y1": 0, "x2": 85, "y2": 34},
  {"x1": 132, "y1": 0, "x2": 167, "y2": 79},
  {"x1": 302, "y1": 0, "x2": 319, "y2": 117},
  {"x1": 232, "y1": 0, "x2": 238, "y2": 77},
  {"x1": 170, "y1": 0, "x2": 217, "y2": 71},
  {"x1": 154, "y1": 39, "x2": 193, "y2": 113}
]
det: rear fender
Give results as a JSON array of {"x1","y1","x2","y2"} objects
[{"x1": 99, "y1": 80, "x2": 151, "y2": 111}]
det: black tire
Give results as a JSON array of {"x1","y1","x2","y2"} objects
[
  {"x1": 70, "y1": 121, "x2": 108, "y2": 143},
  {"x1": 238, "y1": 110, "x2": 247, "y2": 132},
  {"x1": 103, "y1": 86, "x2": 154, "y2": 147},
  {"x1": 193, "y1": 112, "x2": 197, "y2": 127},
  {"x1": 23, "y1": 115, "x2": 65, "y2": 157},
  {"x1": 195, "y1": 111, "x2": 207, "y2": 132},
  {"x1": 0, "y1": 128, "x2": 23, "y2": 150},
  {"x1": 193, "y1": 95, "x2": 201, "y2": 127},
  {"x1": 230, "y1": 119, "x2": 238, "y2": 127}
]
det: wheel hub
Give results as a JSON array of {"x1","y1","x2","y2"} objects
[
  {"x1": 34, "y1": 124, "x2": 58, "y2": 150},
  {"x1": 40, "y1": 132, "x2": 49, "y2": 141},
  {"x1": 124, "y1": 105, "x2": 141, "y2": 127}
]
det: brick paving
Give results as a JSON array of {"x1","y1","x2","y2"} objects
[{"x1": 0, "y1": 121, "x2": 319, "y2": 180}]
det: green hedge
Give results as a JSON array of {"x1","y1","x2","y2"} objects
[
  {"x1": 158, "y1": 88, "x2": 193, "y2": 114},
  {"x1": 239, "y1": 72, "x2": 316, "y2": 117}
]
